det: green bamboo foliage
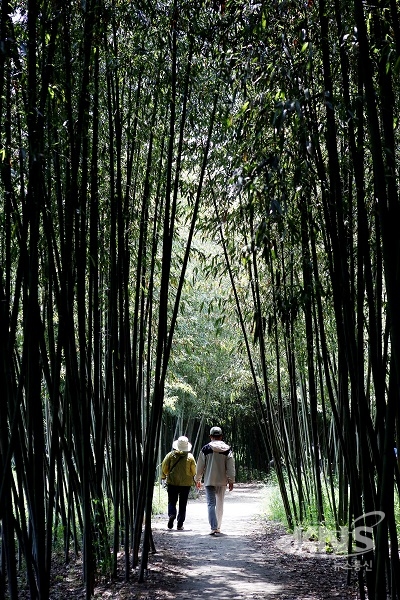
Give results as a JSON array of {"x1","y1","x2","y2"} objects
[
  {"x1": 0, "y1": 1, "x2": 229, "y2": 597},
  {"x1": 2, "y1": 0, "x2": 400, "y2": 598},
  {"x1": 203, "y1": 0, "x2": 400, "y2": 598}
]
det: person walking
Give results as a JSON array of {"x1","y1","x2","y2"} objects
[
  {"x1": 195, "y1": 426, "x2": 235, "y2": 536},
  {"x1": 161, "y1": 435, "x2": 196, "y2": 531}
]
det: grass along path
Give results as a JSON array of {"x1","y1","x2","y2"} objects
[
  {"x1": 38, "y1": 483, "x2": 364, "y2": 598},
  {"x1": 150, "y1": 483, "x2": 363, "y2": 600}
]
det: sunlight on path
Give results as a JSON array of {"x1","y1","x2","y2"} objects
[{"x1": 152, "y1": 483, "x2": 284, "y2": 599}]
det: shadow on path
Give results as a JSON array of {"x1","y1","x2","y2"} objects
[
  {"x1": 151, "y1": 483, "x2": 361, "y2": 600},
  {"x1": 153, "y1": 483, "x2": 277, "y2": 599}
]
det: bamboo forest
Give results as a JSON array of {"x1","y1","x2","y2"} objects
[{"x1": 1, "y1": 0, "x2": 400, "y2": 598}]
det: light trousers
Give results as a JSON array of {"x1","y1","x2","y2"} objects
[{"x1": 205, "y1": 485, "x2": 226, "y2": 531}]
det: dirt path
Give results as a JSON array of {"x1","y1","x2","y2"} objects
[
  {"x1": 152, "y1": 483, "x2": 270, "y2": 599},
  {"x1": 150, "y1": 483, "x2": 363, "y2": 600},
  {"x1": 16, "y1": 483, "x2": 367, "y2": 598}
]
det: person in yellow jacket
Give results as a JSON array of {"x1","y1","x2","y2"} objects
[{"x1": 161, "y1": 436, "x2": 196, "y2": 530}]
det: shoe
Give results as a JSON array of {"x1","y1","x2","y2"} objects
[
  {"x1": 177, "y1": 525, "x2": 184, "y2": 531},
  {"x1": 209, "y1": 530, "x2": 219, "y2": 536},
  {"x1": 168, "y1": 516, "x2": 174, "y2": 529}
]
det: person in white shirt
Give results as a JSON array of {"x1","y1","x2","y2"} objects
[{"x1": 195, "y1": 426, "x2": 235, "y2": 536}]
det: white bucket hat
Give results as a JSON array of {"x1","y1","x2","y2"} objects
[{"x1": 172, "y1": 435, "x2": 192, "y2": 452}]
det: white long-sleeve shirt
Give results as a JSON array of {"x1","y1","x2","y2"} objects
[{"x1": 195, "y1": 440, "x2": 235, "y2": 486}]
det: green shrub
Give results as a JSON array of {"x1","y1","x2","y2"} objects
[{"x1": 152, "y1": 482, "x2": 168, "y2": 514}]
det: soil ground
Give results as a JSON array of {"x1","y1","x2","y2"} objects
[
  {"x1": 36, "y1": 483, "x2": 368, "y2": 599},
  {"x1": 148, "y1": 483, "x2": 364, "y2": 600}
]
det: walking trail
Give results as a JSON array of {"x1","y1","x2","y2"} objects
[
  {"x1": 149, "y1": 483, "x2": 363, "y2": 600},
  {"x1": 17, "y1": 483, "x2": 365, "y2": 598}
]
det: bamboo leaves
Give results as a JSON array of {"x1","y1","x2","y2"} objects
[
  {"x1": 1, "y1": 1, "x2": 233, "y2": 596},
  {"x1": 204, "y1": 0, "x2": 400, "y2": 597}
]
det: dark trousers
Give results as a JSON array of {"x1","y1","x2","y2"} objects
[{"x1": 167, "y1": 485, "x2": 191, "y2": 527}]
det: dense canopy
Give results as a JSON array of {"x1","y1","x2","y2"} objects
[{"x1": 1, "y1": 1, "x2": 400, "y2": 599}]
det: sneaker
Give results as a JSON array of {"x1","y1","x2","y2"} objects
[
  {"x1": 168, "y1": 516, "x2": 174, "y2": 529},
  {"x1": 209, "y1": 530, "x2": 219, "y2": 536},
  {"x1": 177, "y1": 525, "x2": 184, "y2": 531}
]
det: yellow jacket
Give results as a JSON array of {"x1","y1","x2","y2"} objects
[{"x1": 162, "y1": 450, "x2": 196, "y2": 486}]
